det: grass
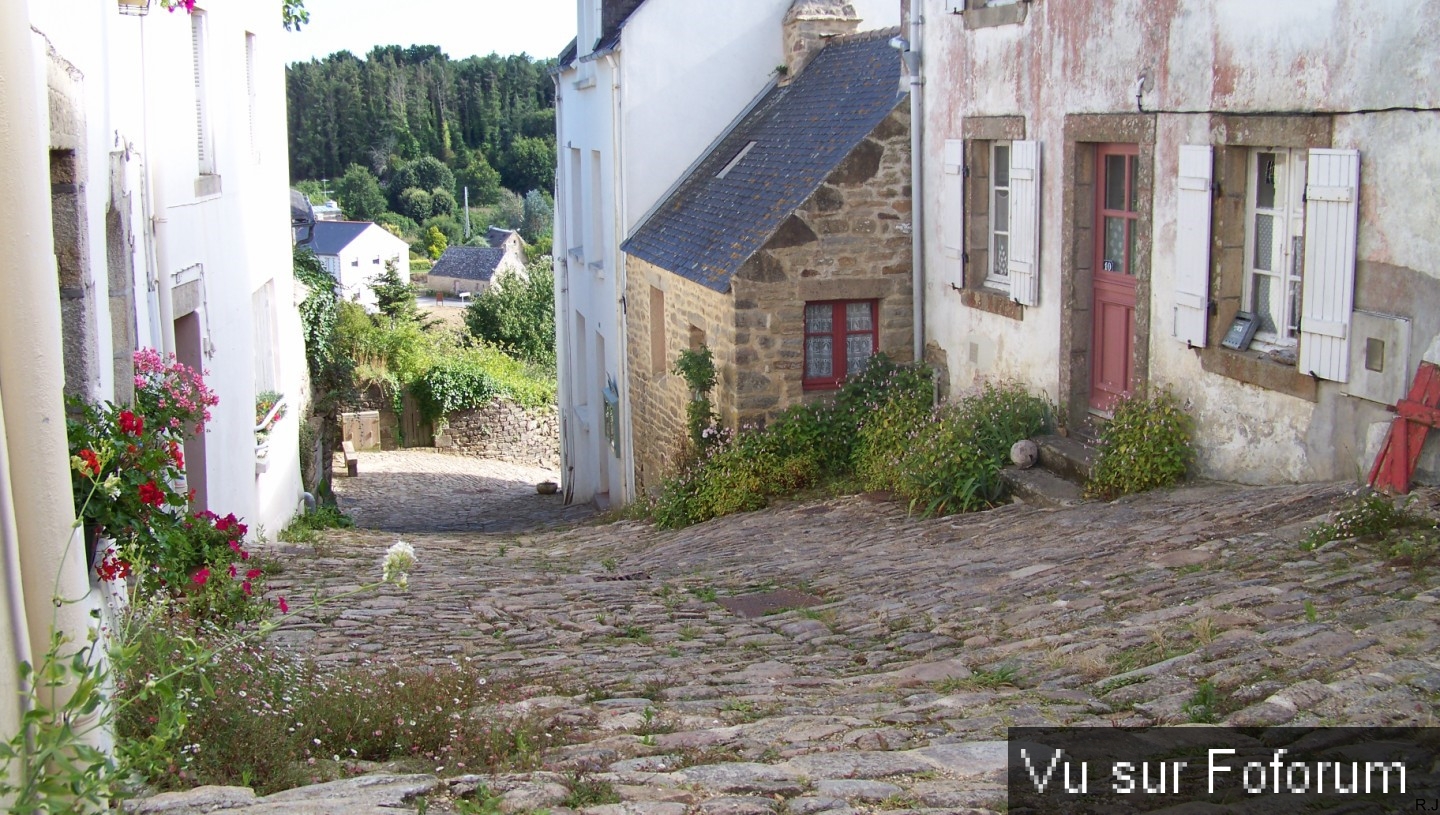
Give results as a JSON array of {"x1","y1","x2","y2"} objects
[
  {"x1": 934, "y1": 665, "x2": 1021, "y2": 693},
  {"x1": 277, "y1": 504, "x2": 354, "y2": 545},
  {"x1": 115, "y1": 616, "x2": 563, "y2": 795},
  {"x1": 560, "y1": 774, "x2": 621, "y2": 809}
]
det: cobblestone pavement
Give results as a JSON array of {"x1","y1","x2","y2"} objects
[
  {"x1": 162, "y1": 479, "x2": 1440, "y2": 814},
  {"x1": 332, "y1": 449, "x2": 595, "y2": 533}
]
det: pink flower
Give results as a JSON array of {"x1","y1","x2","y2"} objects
[
  {"x1": 246, "y1": 568, "x2": 263, "y2": 581},
  {"x1": 192, "y1": 567, "x2": 210, "y2": 587},
  {"x1": 228, "y1": 564, "x2": 238, "y2": 578},
  {"x1": 278, "y1": 597, "x2": 289, "y2": 613},
  {"x1": 241, "y1": 580, "x2": 253, "y2": 596}
]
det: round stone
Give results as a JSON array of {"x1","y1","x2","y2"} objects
[{"x1": 1010, "y1": 439, "x2": 1039, "y2": 469}]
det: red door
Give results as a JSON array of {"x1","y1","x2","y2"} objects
[{"x1": 1090, "y1": 144, "x2": 1140, "y2": 414}]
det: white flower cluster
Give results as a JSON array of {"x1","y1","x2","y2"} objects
[{"x1": 382, "y1": 540, "x2": 417, "y2": 589}]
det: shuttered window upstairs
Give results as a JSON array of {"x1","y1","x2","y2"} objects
[
  {"x1": 941, "y1": 139, "x2": 965, "y2": 288},
  {"x1": 192, "y1": 11, "x2": 215, "y2": 176}
]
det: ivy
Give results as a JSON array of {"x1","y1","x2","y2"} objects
[
  {"x1": 410, "y1": 358, "x2": 501, "y2": 424},
  {"x1": 673, "y1": 346, "x2": 718, "y2": 452}
]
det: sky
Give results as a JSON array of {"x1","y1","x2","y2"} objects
[{"x1": 279, "y1": 0, "x2": 578, "y2": 65}]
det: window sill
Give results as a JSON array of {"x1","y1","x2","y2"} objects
[
  {"x1": 803, "y1": 379, "x2": 842, "y2": 392},
  {"x1": 958, "y1": 286, "x2": 1024, "y2": 320},
  {"x1": 1198, "y1": 346, "x2": 1318, "y2": 402},
  {"x1": 194, "y1": 174, "x2": 222, "y2": 198},
  {"x1": 961, "y1": 2, "x2": 1029, "y2": 29}
]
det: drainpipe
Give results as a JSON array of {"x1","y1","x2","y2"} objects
[
  {"x1": 603, "y1": 52, "x2": 637, "y2": 506},
  {"x1": 0, "y1": 0, "x2": 93, "y2": 718},
  {"x1": 551, "y1": 69, "x2": 576, "y2": 505},
  {"x1": 891, "y1": 14, "x2": 925, "y2": 363}
]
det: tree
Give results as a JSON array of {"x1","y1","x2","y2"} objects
[
  {"x1": 520, "y1": 189, "x2": 553, "y2": 243},
  {"x1": 424, "y1": 226, "x2": 449, "y2": 261},
  {"x1": 500, "y1": 136, "x2": 556, "y2": 193},
  {"x1": 430, "y1": 188, "x2": 458, "y2": 218},
  {"x1": 370, "y1": 258, "x2": 418, "y2": 321},
  {"x1": 398, "y1": 187, "x2": 434, "y2": 222},
  {"x1": 334, "y1": 164, "x2": 387, "y2": 221},
  {"x1": 463, "y1": 262, "x2": 555, "y2": 365},
  {"x1": 454, "y1": 150, "x2": 503, "y2": 207},
  {"x1": 390, "y1": 156, "x2": 455, "y2": 203}
]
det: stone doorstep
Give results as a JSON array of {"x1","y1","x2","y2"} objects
[
  {"x1": 1036, "y1": 434, "x2": 1097, "y2": 483},
  {"x1": 1000, "y1": 466, "x2": 1085, "y2": 509}
]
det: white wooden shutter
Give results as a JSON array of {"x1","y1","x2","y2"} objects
[
  {"x1": 1007, "y1": 139, "x2": 1040, "y2": 306},
  {"x1": 1173, "y1": 145, "x2": 1213, "y2": 347},
  {"x1": 1299, "y1": 149, "x2": 1360, "y2": 382},
  {"x1": 941, "y1": 139, "x2": 965, "y2": 288}
]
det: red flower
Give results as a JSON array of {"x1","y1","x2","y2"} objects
[
  {"x1": 169, "y1": 440, "x2": 184, "y2": 468},
  {"x1": 138, "y1": 481, "x2": 166, "y2": 507},
  {"x1": 228, "y1": 540, "x2": 242, "y2": 554},
  {"x1": 95, "y1": 550, "x2": 132, "y2": 582},
  {"x1": 245, "y1": 568, "x2": 263, "y2": 581},
  {"x1": 191, "y1": 567, "x2": 210, "y2": 587},
  {"x1": 227, "y1": 564, "x2": 238, "y2": 578},
  {"x1": 77, "y1": 449, "x2": 101, "y2": 477},
  {"x1": 241, "y1": 580, "x2": 253, "y2": 596},
  {"x1": 118, "y1": 410, "x2": 144, "y2": 436},
  {"x1": 278, "y1": 597, "x2": 289, "y2": 614}
]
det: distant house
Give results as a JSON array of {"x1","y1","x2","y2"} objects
[
  {"x1": 622, "y1": 25, "x2": 912, "y2": 490},
  {"x1": 312, "y1": 199, "x2": 344, "y2": 221},
  {"x1": 485, "y1": 226, "x2": 526, "y2": 256},
  {"x1": 310, "y1": 221, "x2": 410, "y2": 313},
  {"x1": 427, "y1": 245, "x2": 526, "y2": 297}
]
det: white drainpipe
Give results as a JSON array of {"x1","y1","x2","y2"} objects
[{"x1": 906, "y1": 11, "x2": 925, "y2": 362}]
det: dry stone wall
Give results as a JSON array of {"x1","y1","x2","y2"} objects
[{"x1": 435, "y1": 398, "x2": 559, "y2": 470}]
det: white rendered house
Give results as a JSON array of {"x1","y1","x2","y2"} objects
[
  {"x1": 553, "y1": 0, "x2": 899, "y2": 507},
  {"x1": 310, "y1": 221, "x2": 411, "y2": 314}
]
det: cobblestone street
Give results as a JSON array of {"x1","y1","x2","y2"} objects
[{"x1": 151, "y1": 453, "x2": 1440, "y2": 814}]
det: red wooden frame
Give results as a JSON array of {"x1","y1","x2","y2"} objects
[
  {"x1": 1369, "y1": 362, "x2": 1440, "y2": 494},
  {"x1": 803, "y1": 299, "x2": 878, "y2": 390}
]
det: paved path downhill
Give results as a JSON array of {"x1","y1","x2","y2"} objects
[{"x1": 143, "y1": 454, "x2": 1440, "y2": 814}]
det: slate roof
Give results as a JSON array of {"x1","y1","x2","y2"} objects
[
  {"x1": 429, "y1": 246, "x2": 508, "y2": 283},
  {"x1": 486, "y1": 226, "x2": 520, "y2": 248},
  {"x1": 621, "y1": 29, "x2": 906, "y2": 293},
  {"x1": 309, "y1": 221, "x2": 373, "y2": 256}
]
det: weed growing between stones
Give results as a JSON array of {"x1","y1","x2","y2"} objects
[
  {"x1": 277, "y1": 504, "x2": 354, "y2": 545},
  {"x1": 116, "y1": 627, "x2": 563, "y2": 795},
  {"x1": 560, "y1": 773, "x2": 621, "y2": 808},
  {"x1": 1182, "y1": 680, "x2": 1222, "y2": 723},
  {"x1": 1301, "y1": 491, "x2": 1440, "y2": 574},
  {"x1": 1086, "y1": 389, "x2": 1194, "y2": 500}
]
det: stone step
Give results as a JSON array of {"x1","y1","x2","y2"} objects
[
  {"x1": 1036, "y1": 434, "x2": 1097, "y2": 484},
  {"x1": 1000, "y1": 466, "x2": 1086, "y2": 509}
]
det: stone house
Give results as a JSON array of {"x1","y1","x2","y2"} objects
[
  {"x1": 916, "y1": 0, "x2": 1440, "y2": 485},
  {"x1": 622, "y1": 26, "x2": 912, "y2": 490},
  {"x1": 427, "y1": 244, "x2": 526, "y2": 297}
]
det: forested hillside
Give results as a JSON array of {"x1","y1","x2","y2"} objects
[{"x1": 286, "y1": 46, "x2": 557, "y2": 255}]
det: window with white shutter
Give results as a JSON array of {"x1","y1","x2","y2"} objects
[
  {"x1": 1006, "y1": 139, "x2": 1040, "y2": 306},
  {"x1": 1299, "y1": 148, "x2": 1360, "y2": 382},
  {"x1": 192, "y1": 11, "x2": 215, "y2": 176},
  {"x1": 941, "y1": 139, "x2": 965, "y2": 288},
  {"x1": 1173, "y1": 145, "x2": 1212, "y2": 347}
]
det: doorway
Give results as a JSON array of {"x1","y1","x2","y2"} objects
[
  {"x1": 175, "y1": 312, "x2": 208, "y2": 511},
  {"x1": 1089, "y1": 143, "x2": 1140, "y2": 415}
]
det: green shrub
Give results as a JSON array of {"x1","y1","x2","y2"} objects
[
  {"x1": 673, "y1": 346, "x2": 718, "y2": 453},
  {"x1": 463, "y1": 262, "x2": 555, "y2": 365},
  {"x1": 1301, "y1": 491, "x2": 1438, "y2": 552},
  {"x1": 1086, "y1": 389, "x2": 1194, "y2": 500}
]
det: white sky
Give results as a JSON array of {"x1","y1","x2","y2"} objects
[{"x1": 280, "y1": 0, "x2": 578, "y2": 65}]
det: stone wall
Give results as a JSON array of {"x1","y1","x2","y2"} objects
[
  {"x1": 626, "y1": 256, "x2": 736, "y2": 492},
  {"x1": 729, "y1": 104, "x2": 914, "y2": 428},
  {"x1": 436, "y1": 398, "x2": 560, "y2": 470}
]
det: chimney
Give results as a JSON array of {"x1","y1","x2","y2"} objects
[{"x1": 780, "y1": 0, "x2": 860, "y2": 84}]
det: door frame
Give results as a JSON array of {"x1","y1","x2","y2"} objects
[
  {"x1": 1090, "y1": 142, "x2": 1141, "y2": 414},
  {"x1": 1058, "y1": 114, "x2": 1156, "y2": 435}
]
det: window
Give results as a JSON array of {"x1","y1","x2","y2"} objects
[
  {"x1": 1243, "y1": 148, "x2": 1306, "y2": 347},
  {"x1": 804, "y1": 300, "x2": 877, "y2": 389},
  {"x1": 649, "y1": 287, "x2": 666, "y2": 374},
  {"x1": 191, "y1": 11, "x2": 215, "y2": 176},
  {"x1": 988, "y1": 141, "x2": 1012, "y2": 292}
]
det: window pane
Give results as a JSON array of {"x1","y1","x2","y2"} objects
[
  {"x1": 805, "y1": 303, "x2": 831, "y2": 334},
  {"x1": 993, "y1": 144, "x2": 1010, "y2": 188},
  {"x1": 1252, "y1": 274, "x2": 1277, "y2": 334},
  {"x1": 1287, "y1": 278, "x2": 1302, "y2": 340},
  {"x1": 993, "y1": 233, "x2": 1010, "y2": 278},
  {"x1": 1255, "y1": 152, "x2": 1277, "y2": 210},
  {"x1": 1103, "y1": 216, "x2": 1127, "y2": 273},
  {"x1": 845, "y1": 301, "x2": 872, "y2": 331},
  {"x1": 846, "y1": 333, "x2": 874, "y2": 375},
  {"x1": 1127, "y1": 155, "x2": 1137, "y2": 212},
  {"x1": 1126, "y1": 221, "x2": 1135, "y2": 275},
  {"x1": 1104, "y1": 154, "x2": 1127, "y2": 210},
  {"x1": 806, "y1": 336, "x2": 833, "y2": 379},
  {"x1": 1253, "y1": 213, "x2": 1274, "y2": 271},
  {"x1": 993, "y1": 189, "x2": 1009, "y2": 232}
]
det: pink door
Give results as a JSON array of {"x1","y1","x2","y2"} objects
[{"x1": 1090, "y1": 143, "x2": 1140, "y2": 414}]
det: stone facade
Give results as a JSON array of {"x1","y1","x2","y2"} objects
[
  {"x1": 436, "y1": 398, "x2": 560, "y2": 470},
  {"x1": 626, "y1": 105, "x2": 913, "y2": 491}
]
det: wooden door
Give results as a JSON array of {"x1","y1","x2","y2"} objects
[{"x1": 1090, "y1": 143, "x2": 1140, "y2": 414}]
